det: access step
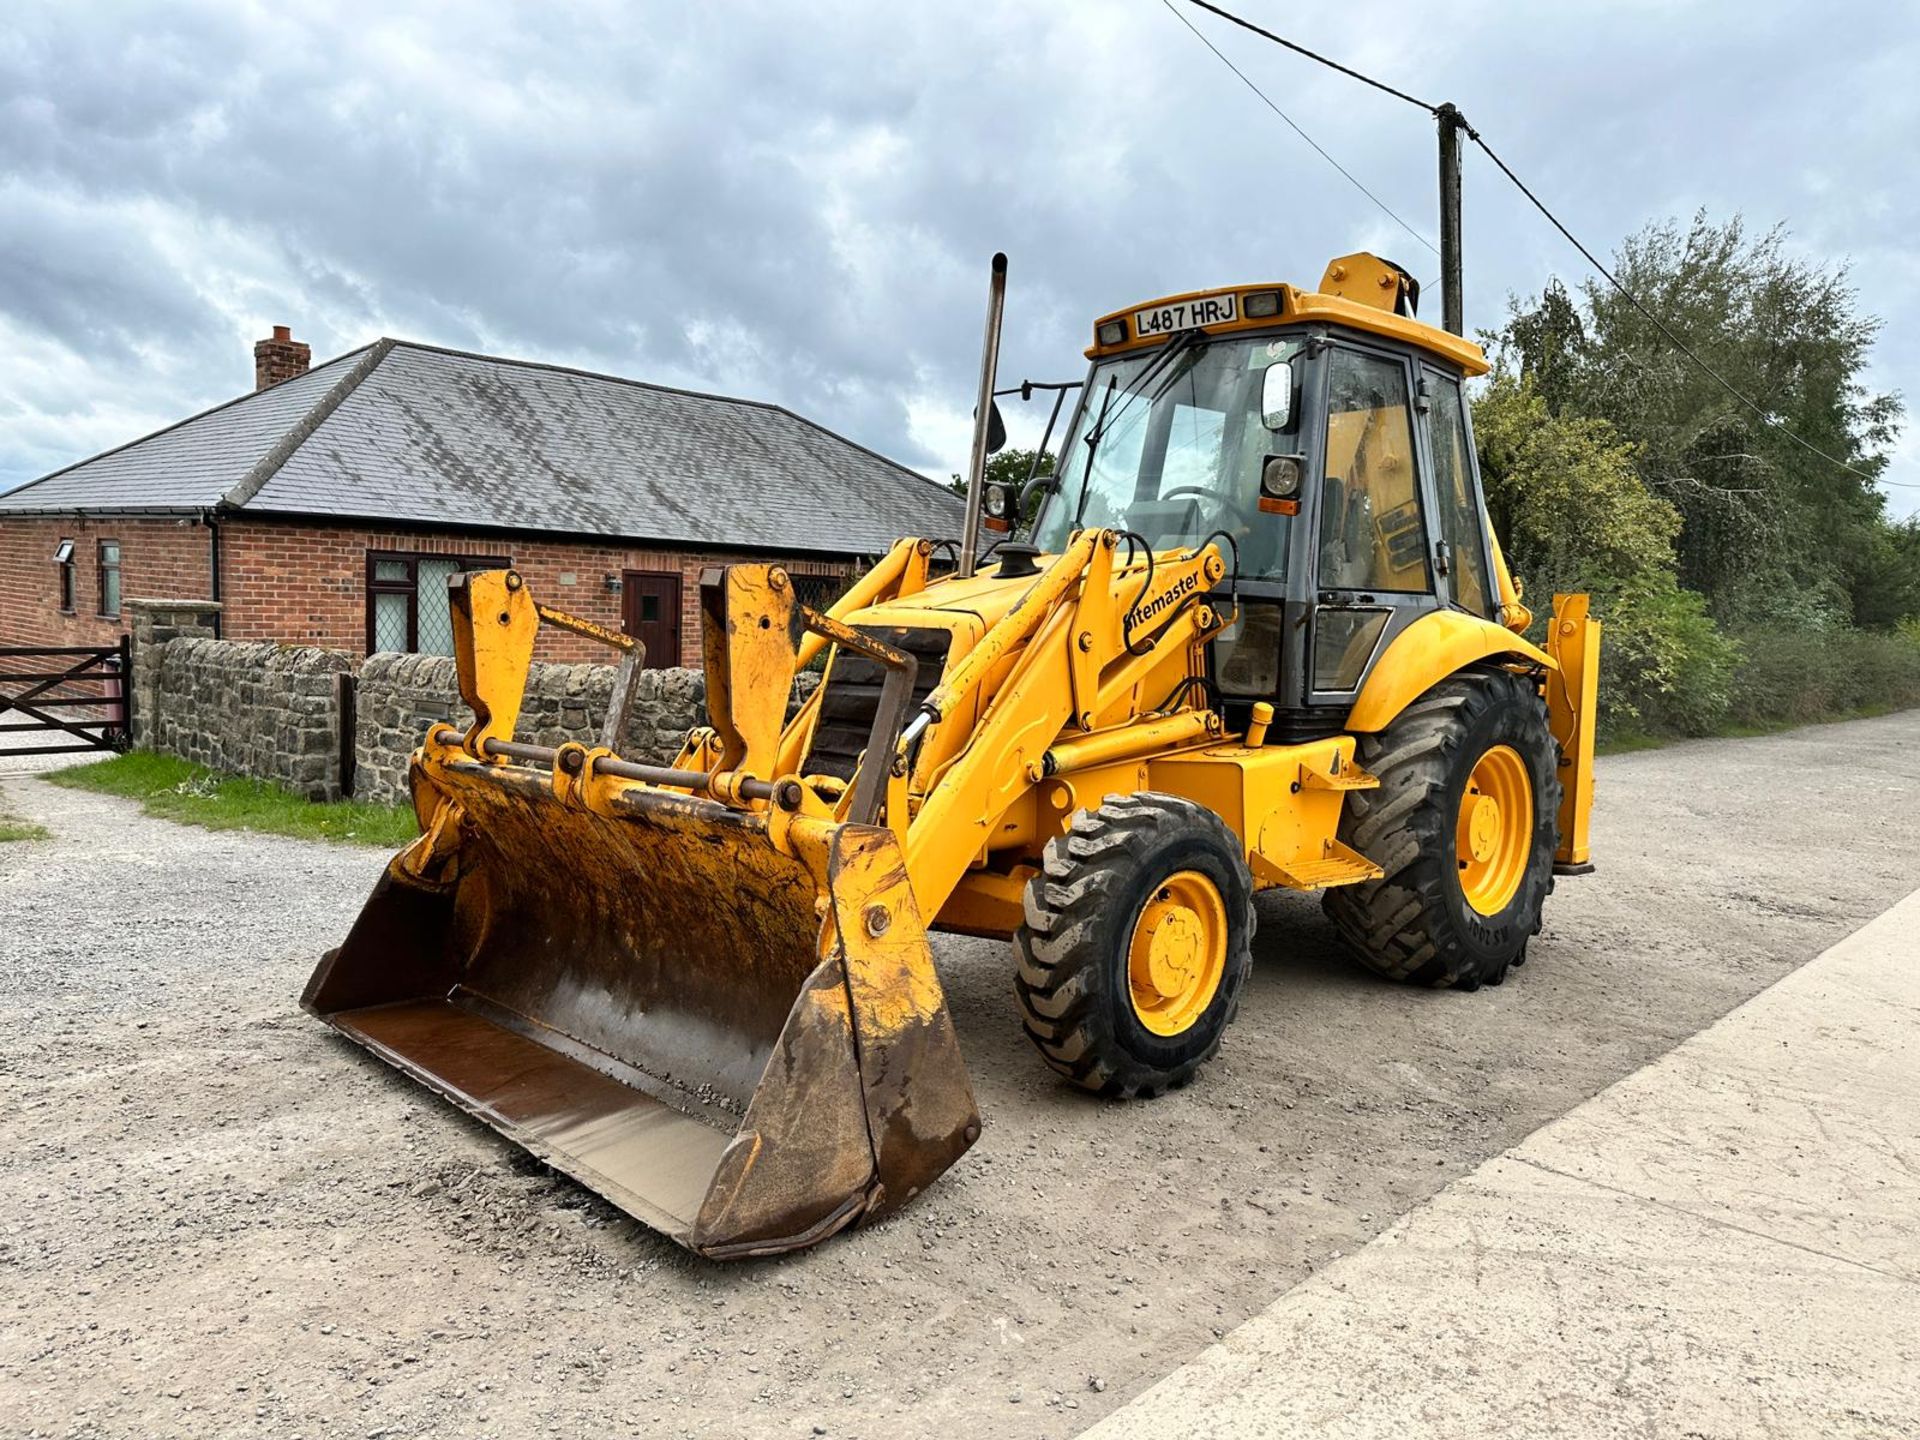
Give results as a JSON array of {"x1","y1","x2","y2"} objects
[
  {"x1": 1297, "y1": 751, "x2": 1379, "y2": 792},
  {"x1": 1264, "y1": 837, "x2": 1383, "y2": 890}
]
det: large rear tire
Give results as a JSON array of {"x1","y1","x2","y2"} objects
[
  {"x1": 1014, "y1": 794, "x2": 1255, "y2": 1097},
  {"x1": 1323, "y1": 669, "x2": 1560, "y2": 990}
]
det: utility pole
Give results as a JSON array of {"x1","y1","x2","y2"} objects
[{"x1": 1436, "y1": 102, "x2": 1465, "y2": 335}]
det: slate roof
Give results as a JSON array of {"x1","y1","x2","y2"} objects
[{"x1": 0, "y1": 340, "x2": 963, "y2": 556}]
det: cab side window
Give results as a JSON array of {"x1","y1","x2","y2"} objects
[
  {"x1": 1318, "y1": 350, "x2": 1430, "y2": 593},
  {"x1": 1425, "y1": 373, "x2": 1492, "y2": 617}
]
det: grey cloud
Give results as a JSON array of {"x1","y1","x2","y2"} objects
[{"x1": 1, "y1": 1, "x2": 1914, "y2": 515}]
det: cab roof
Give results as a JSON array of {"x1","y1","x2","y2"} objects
[{"x1": 1088, "y1": 252, "x2": 1489, "y2": 377}]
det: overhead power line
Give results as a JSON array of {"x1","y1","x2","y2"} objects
[
  {"x1": 1157, "y1": 0, "x2": 1439, "y2": 260},
  {"x1": 1181, "y1": 0, "x2": 1438, "y2": 114},
  {"x1": 1173, "y1": 0, "x2": 1901, "y2": 489},
  {"x1": 1460, "y1": 129, "x2": 1892, "y2": 486}
]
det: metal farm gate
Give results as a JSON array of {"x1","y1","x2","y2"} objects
[{"x1": 0, "y1": 640, "x2": 131, "y2": 757}]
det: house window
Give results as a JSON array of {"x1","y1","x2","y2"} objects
[
  {"x1": 97, "y1": 540, "x2": 121, "y2": 617},
  {"x1": 53, "y1": 539, "x2": 75, "y2": 613},
  {"x1": 365, "y1": 550, "x2": 510, "y2": 655}
]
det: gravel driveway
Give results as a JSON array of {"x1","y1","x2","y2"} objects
[{"x1": 4, "y1": 711, "x2": 1918, "y2": 1439}]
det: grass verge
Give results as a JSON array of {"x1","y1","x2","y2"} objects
[
  {"x1": 45, "y1": 752, "x2": 416, "y2": 848},
  {"x1": 0, "y1": 808, "x2": 50, "y2": 843}
]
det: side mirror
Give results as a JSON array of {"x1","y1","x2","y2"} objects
[
  {"x1": 1261, "y1": 361, "x2": 1294, "y2": 431},
  {"x1": 970, "y1": 401, "x2": 1009, "y2": 455}
]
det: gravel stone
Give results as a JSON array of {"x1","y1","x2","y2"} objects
[{"x1": 2, "y1": 710, "x2": 1917, "y2": 1436}]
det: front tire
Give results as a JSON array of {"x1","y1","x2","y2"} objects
[
  {"x1": 1323, "y1": 670, "x2": 1560, "y2": 989},
  {"x1": 1014, "y1": 794, "x2": 1255, "y2": 1097}
]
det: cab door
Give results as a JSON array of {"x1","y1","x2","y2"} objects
[
  {"x1": 1417, "y1": 366, "x2": 1498, "y2": 620},
  {"x1": 1306, "y1": 341, "x2": 1442, "y2": 706}
]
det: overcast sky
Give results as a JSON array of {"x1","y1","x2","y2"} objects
[{"x1": 3, "y1": 0, "x2": 1915, "y2": 518}]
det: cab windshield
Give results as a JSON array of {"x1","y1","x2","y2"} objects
[{"x1": 1032, "y1": 334, "x2": 1305, "y2": 580}]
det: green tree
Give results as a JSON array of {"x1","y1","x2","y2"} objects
[
  {"x1": 948, "y1": 446, "x2": 1056, "y2": 500},
  {"x1": 1848, "y1": 517, "x2": 1920, "y2": 631},
  {"x1": 1472, "y1": 372, "x2": 1737, "y2": 734},
  {"x1": 1491, "y1": 213, "x2": 1906, "y2": 629}
]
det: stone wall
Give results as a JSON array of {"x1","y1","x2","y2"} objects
[
  {"x1": 131, "y1": 627, "x2": 819, "y2": 806},
  {"x1": 351, "y1": 654, "x2": 711, "y2": 804},
  {"x1": 149, "y1": 638, "x2": 353, "y2": 800},
  {"x1": 127, "y1": 598, "x2": 224, "y2": 748}
]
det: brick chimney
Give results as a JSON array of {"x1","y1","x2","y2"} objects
[{"x1": 254, "y1": 324, "x2": 311, "y2": 390}]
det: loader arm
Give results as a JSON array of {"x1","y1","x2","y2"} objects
[{"x1": 895, "y1": 532, "x2": 1229, "y2": 919}]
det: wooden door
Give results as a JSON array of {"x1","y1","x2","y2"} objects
[{"x1": 621, "y1": 570, "x2": 681, "y2": 668}]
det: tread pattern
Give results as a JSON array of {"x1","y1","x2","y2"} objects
[
  {"x1": 1014, "y1": 793, "x2": 1255, "y2": 1097},
  {"x1": 1323, "y1": 670, "x2": 1561, "y2": 989}
]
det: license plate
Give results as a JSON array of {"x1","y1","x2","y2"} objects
[{"x1": 1133, "y1": 294, "x2": 1237, "y2": 338}]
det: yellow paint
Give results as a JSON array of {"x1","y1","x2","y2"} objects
[
  {"x1": 1546, "y1": 593, "x2": 1601, "y2": 867},
  {"x1": 1086, "y1": 256, "x2": 1488, "y2": 377},
  {"x1": 449, "y1": 570, "x2": 539, "y2": 757},
  {"x1": 1455, "y1": 743, "x2": 1532, "y2": 915},
  {"x1": 1127, "y1": 870, "x2": 1228, "y2": 1036},
  {"x1": 1487, "y1": 527, "x2": 1533, "y2": 633},
  {"x1": 828, "y1": 827, "x2": 946, "y2": 1038},
  {"x1": 936, "y1": 865, "x2": 1037, "y2": 938},
  {"x1": 701, "y1": 565, "x2": 798, "y2": 787},
  {"x1": 1346, "y1": 611, "x2": 1554, "y2": 734},
  {"x1": 1149, "y1": 736, "x2": 1378, "y2": 892},
  {"x1": 393, "y1": 795, "x2": 462, "y2": 883},
  {"x1": 1317, "y1": 252, "x2": 1413, "y2": 313},
  {"x1": 534, "y1": 603, "x2": 634, "y2": 654},
  {"x1": 902, "y1": 534, "x2": 1223, "y2": 918},
  {"x1": 1033, "y1": 710, "x2": 1217, "y2": 781},
  {"x1": 920, "y1": 531, "x2": 1100, "y2": 728},
  {"x1": 792, "y1": 537, "x2": 921, "y2": 673}
]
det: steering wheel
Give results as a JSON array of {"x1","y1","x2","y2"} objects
[{"x1": 1158, "y1": 486, "x2": 1215, "y2": 503}]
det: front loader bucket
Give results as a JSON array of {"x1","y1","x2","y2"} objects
[{"x1": 302, "y1": 756, "x2": 979, "y2": 1259}]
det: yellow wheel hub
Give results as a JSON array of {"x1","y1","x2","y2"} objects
[
  {"x1": 1127, "y1": 870, "x2": 1228, "y2": 1036},
  {"x1": 1455, "y1": 744, "x2": 1533, "y2": 916}
]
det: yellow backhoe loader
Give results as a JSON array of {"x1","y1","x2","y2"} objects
[{"x1": 304, "y1": 252, "x2": 1599, "y2": 1258}]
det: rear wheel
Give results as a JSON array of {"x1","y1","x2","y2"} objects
[
  {"x1": 1323, "y1": 670, "x2": 1559, "y2": 989},
  {"x1": 1014, "y1": 794, "x2": 1255, "y2": 1097}
]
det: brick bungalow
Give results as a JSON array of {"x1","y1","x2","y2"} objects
[{"x1": 0, "y1": 328, "x2": 961, "y2": 664}]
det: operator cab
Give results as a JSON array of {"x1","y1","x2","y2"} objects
[{"x1": 1027, "y1": 253, "x2": 1498, "y2": 740}]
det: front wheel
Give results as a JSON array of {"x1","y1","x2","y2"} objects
[
  {"x1": 1014, "y1": 794, "x2": 1255, "y2": 1097},
  {"x1": 1324, "y1": 669, "x2": 1561, "y2": 989}
]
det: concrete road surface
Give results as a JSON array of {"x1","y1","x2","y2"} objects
[
  {"x1": 1086, "y1": 884, "x2": 1920, "y2": 1439},
  {"x1": 1, "y1": 709, "x2": 1917, "y2": 1438}
]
